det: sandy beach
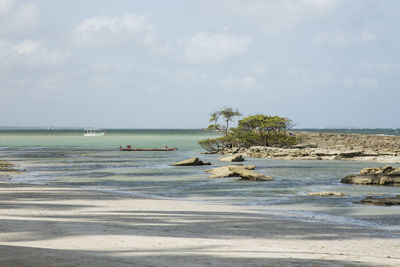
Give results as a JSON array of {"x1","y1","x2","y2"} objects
[
  {"x1": 0, "y1": 182, "x2": 399, "y2": 266},
  {"x1": 2, "y1": 0, "x2": 400, "y2": 265}
]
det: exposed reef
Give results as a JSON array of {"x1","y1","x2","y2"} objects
[
  {"x1": 341, "y1": 166, "x2": 400, "y2": 186},
  {"x1": 206, "y1": 165, "x2": 273, "y2": 181},
  {"x1": 222, "y1": 132, "x2": 400, "y2": 163},
  {"x1": 171, "y1": 158, "x2": 211, "y2": 166}
]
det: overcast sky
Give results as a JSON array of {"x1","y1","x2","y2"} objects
[{"x1": 1, "y1": 0, "x2": 399, "y2": 128}]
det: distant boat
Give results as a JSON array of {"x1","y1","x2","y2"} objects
[
  {"x1": 84, "y1": 129, "x2": 105, "y2": 137},
  {"x1": 120, "y1": 145, "x2": 177, "y2": 151}
]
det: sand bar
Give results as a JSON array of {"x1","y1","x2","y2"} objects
[{"x1": 0, "y1": 182, "x2": 399, "y2": 266}]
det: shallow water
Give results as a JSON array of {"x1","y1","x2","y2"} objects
[{"x1": 1, "y1": 129, "x2": 400, "y2": 229}]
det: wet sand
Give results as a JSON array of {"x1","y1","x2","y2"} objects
[{"x1": 0, "y1": 182, "x2": 399, "y2": 266}]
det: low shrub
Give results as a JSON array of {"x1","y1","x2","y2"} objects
[{"x1": 198, "y1": 137, "x2": 229, "y2": 153}]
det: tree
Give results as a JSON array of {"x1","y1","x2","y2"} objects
[
  {"x1": 200, "y1": 112, "x2": 298, "y2": 152},
  {"x1": 237, "y1": 115, "x2": 293, "y2": 146},
  {"x1": 208, "y1": 107, "x2": 241, "y2": 136},
  {"x1": 238, "y1": 115, "x2": 290, "y2": 133},
  {"x1": 207, "y1": 110, "x2": 222, "y2": 131}
]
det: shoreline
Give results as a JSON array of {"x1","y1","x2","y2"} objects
[
  {"x1": 0, "y1": 180, "x2": 399, "y2": 266},
  {"x1": 223, "y1": 132, "x2": 400, "y2": 163}
]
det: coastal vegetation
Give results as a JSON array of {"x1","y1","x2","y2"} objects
[
  {"x1": 199, "y1": 108, "x2": 299, "y2": 153},
  {"x1": 207, "y1": 107, "x2": 242, "y2": 137}
]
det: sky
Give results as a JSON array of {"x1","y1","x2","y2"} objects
[{"x1": 0, "y1": 0, "x2": 399, "y2": 129}]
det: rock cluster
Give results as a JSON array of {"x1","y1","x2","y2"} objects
[
  {"x1": 359, "y1": 195, "x2": 400, "y2": 206},
  {"x1": 341, "y1": 166, "x2": 400, "y2": 186},
  {"x1": 219, "y1": 154, "x2": 245, "y2": 162},
  {"x1": 0, "y1": 160, "x2": 22, "y2": 177},
  {"x1": 243, "y1": 146, "x2": 399, "y2": 162},
  {"x1": 298, "y1": 132, "x2": 400, "y2": 155},
  {"x1": 359, "y1": 166, "x2": 400, "y2": 176},
  {"x1": 222, "y1": 132, "x2": 400, "y2": 163},
  {"x1": 171, "y1": 158, "x2": 211, "y2": 166},
  {"x1": 206, "y1": 165, "x2": 273, "y2": 181},
  {"x1": 308, "y1": 192, "x2": 347, "y2": 197}
]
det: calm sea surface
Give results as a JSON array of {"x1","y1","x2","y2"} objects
[{"x1": 1, "y1": 129, "x2": 400, "y2": 229}]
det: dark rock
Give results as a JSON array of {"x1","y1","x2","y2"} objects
[
  {"x1": 308, "y1": 192, "x2": 347, "y2": 197},
  {"x1": 360, "y1": 166, "x2": 394, "y2": 175},
  {"x1": 341, "y1": 175, "x2": 400, "y2": 186},
  {"x1": 336, "y1": 151, "x2": 363, "y2": 159},
  {"x1": 359, "y1": 195, "x2": 400, "y2": 206},
  {"x1": 293, "y1": 144, "x2": 318, "y2": 149}
]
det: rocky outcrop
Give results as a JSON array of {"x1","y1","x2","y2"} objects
[
  {"x1": 308, "y1": 192, "x2": 347, "y2": 197},
  {"x1": 0, "y1": 160, "x2": 22, "y2": 177},
  {"x1": 206, "y1": 165, "x2": 273, "y2": 181},
  {"x1": 341, "y1": 166, "x2": 400, "y2": 186},
  {"x1": 359, "y1": 166, "x2": 400, "y2": 175},
  {"x1": 359, "y1": 195, "x2": 400, "y2": 206},
  {"x1": 219, "y1": 154, "x2": 245, "y2": 162},
  {"x1": 206, "y1": 165, "x2": 254, "y2": 178},
  {"x1": 297, "y1": 132, "x2": 400, "y2": 155},
  {"x1": 342, "y1": 175, "x2": 400, "y2": 186},
  {"x1": 171, "y1": 158, "x2": 211, "y2": 166},
  {"x1": 335, "y1": 151, "x2": 364, "y2": 159},
  {"x1": 246, "y1": 146, "x2": 317, "y2": 160},
  {"x1": 222, "y1": 132, "x2": 400, "y2": 163}
]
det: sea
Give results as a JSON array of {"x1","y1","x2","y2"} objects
[{"x1": 1, "y1": 128, "x2": 400, "y2": 231}]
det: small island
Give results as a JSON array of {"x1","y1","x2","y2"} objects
[{"x1": 198, "y1": 107, "x2": 400, "y2": 163}]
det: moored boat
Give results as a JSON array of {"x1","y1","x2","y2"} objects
[
  {"x1": 84, "y1": 129, "x2": 105, "y2": 137},
  {"x1": 120, "y1": 145, "x2": 177, "y2": 151}
]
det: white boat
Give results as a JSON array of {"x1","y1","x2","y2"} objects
[{"x1": 84, "y1": 129, "x2": 105, "y2": 137}]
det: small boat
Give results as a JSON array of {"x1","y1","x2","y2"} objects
[
  {"x1": 120, "y1": 145, "x2": 178, "y2": 151},
  {"x1": 84, "y1": 129, "x2": 105, "y2": 137}
]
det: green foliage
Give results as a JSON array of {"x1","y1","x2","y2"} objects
[
  {"x1": 227, "y1": 128, "x2": 262, "y2": 147},
  {"x1": 238, "y1": 114, "x2": 291, "y2": 133},
  {"x1": 198, "y1": 137, "x2": 229, "y2": 153},
  {"x1": 228, "y1": 127, "x2": 299, "y2": 148},
  {"x1": 261, "y1": 132, "x2": 299, "y2": 147},
  {"x1": 200, "y1": 112, "x2": 299, "y2": 151},
  {"x1": 206, "y1": 124, "x2": 221, "y2": 131},
  {"x1": 209, "y1": 107, "x2": 242, "y2": 136}
]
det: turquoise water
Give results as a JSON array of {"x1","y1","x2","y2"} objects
[{"x1": 1, "y1": 129, "x2": 400, "y2": 229}]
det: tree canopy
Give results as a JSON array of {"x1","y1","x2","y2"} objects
[
  {"x1": 200, "y1": 111, "x2": 298, "y2": 152},
  {"x1": 238, "y1": 115, "x2": 291, "y2": 133},
  {"x1": 208, "y1": 107, "x2": 241, "y2": 136}
]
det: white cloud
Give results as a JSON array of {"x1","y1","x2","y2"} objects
[
  {"x1": 343, "y1": 76, "x2": 380, "y2": 89},
  {"x1": 0, "y1": 39, "x2": 70, "y2": 68},
  {"x1": 174, "y1": 69, "x2": 209, "y2": 86},
  {"x1": 357, "y1": 63, "x2": 399, "y2": 73},
  {"x1": 199, "y1": 0, "x2": 342, "y2": 34},
  {"x1": 70, "y1": 13, "x2": 156, "y2": 47},
  {"x1": 182, "y1": 31, "x2": 251, "y2": 64},
  {"x1": 313, "y1": 30, "x2": 377, "y2": 46},
  {"x1": 221, "y1": 75, "x2": 257, "y2": 91},
  {"x1": 0, "y1": 0, "x2": 39, "y2": 34},
  {"x1": 12, "y1": 39, "x2": 42, "y2": 54},
  {"x1": 284, "y1": 68, "x2": 334, "y2": 88},
  {"x1": 0, "y1": 0, "x2": 14, "y2": 14}
]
